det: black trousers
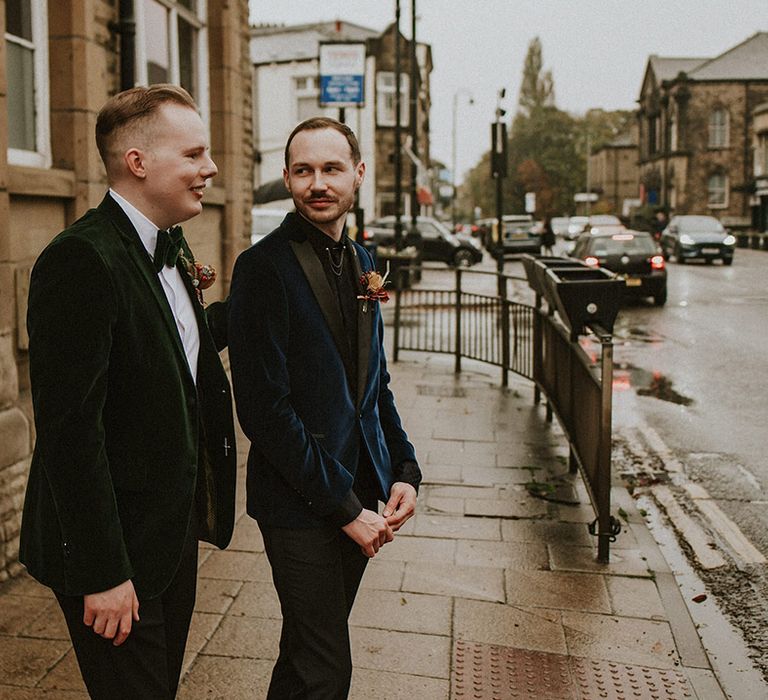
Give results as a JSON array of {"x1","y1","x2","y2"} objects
[
  {"x1": 262, "y1": 523, "x2": 370, "y2": 700},
  {"x1": 55, "y1": 524, "x2": 199, "y2": 700}
]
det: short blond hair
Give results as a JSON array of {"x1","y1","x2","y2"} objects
[{"x1": 95, "y1": 84, "x2": 198, "y2": 173}]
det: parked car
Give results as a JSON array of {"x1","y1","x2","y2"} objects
[
  {"x1": 363, "y1": 215, "x2": 483, "y2": 267},
  {"x1": 565, "y1": 215, "x2": 589, "y2": 240},
  {"x1": 251, "y1": 207, "x2": 289, "y2": 245},
  {"x1": 500, "y1": 218, "x2": 541, "y2": 256},
  {"x1": 660, "y1": 215, "x2": 736, "y2": 265},
  {"x1": 570, "y1": 229, "x2": 668, "y2": 306}
]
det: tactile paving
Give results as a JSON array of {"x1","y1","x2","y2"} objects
[{"x1": 451, "y1": 641, "x2": 696, "y2": 700}]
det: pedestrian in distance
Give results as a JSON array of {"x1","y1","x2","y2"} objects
[
  {"x1": 19, "y1": 84, "x2": 237, "y2": 699},
  {"x1": 651, "y1": 209, "x2": 668, "y2": 241},
  {"x1": 541, "y1": 215, "x2": 556, "y2": 255},
  {"x1": 228, "y1": 117, "x2": 422, "y2": 699}
]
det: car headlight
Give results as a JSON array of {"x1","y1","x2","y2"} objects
[
  {"x1": 679, "y1": 234, "x2": 695, "y2": 245},
  {"x1": 723, "y1": 234, "x2": 736, "y2": 246}
]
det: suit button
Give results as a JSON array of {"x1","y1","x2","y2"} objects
[{"x1": 62, "y1": 541, "x2": 71, "y2": 557}]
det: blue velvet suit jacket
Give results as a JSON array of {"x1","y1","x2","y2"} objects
[{"x1": 228, "y1": 213, "x2": 418, "y2": 528}]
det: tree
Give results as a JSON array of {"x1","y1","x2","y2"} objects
[{"x1": 518, "y1": 37, "x2": 554, "y2": 117}]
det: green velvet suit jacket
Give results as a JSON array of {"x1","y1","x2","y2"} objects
[{"x1": 19, "y1": 194, "x2": 236, "y2": 598}]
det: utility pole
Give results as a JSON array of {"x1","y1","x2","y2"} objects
[
  {"x1": 492, "y1": 88, "x2": 507, "y2": 284},
  {"x1": 409, "y1": 0, "x2": 418, "y2": 237},
  {"x1": 394, "y1": 0, "x2": 403, "y2": 251},
  {"x1": 585, "y1": 131, "x2": 592, "y2": 217}
]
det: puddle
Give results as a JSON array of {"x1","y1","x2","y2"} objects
[{"x1": 614, "y1": 363, "x2": 694, "y2": 406}]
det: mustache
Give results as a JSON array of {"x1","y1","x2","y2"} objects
[{"x1": 306, "y1": 195, "x2": 337, "y2": 202}]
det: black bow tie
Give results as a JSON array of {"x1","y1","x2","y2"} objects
[{"x1": 153, "y1": 226, "x2": 184, "y2": 272}]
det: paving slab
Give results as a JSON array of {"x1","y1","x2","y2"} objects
[
  {"x1": 178, "y1": 656, "x2": 272, "y2": 699},
  {"x1": 226, "y1": 581, "x2": 281, "y2": 619},
  {"x1": 194, "y1": 578, "x2": 242, "y2": 615},
  {"x1": 465, "y1": 496, "x2": 548, "y2": 518},
  {"x1": 196, "y1": 551, "x2": 273, "y2": 582},
  {"x1": 36, "y1": 648, "x2": 87, "y2": 693},
  {"x1": 561, "y1": 610, "x2": 680, "y2": 669},
  {"x1": 410, "y1": 513, "x2": 501, "y2": 540},
  {"x1": 455, "y1": 540, "x2": 548, "y2": 570},
  {"x1": 453, "y1": 598, "x2": 567, "y2": 654},
  {"x1": 359, "y1": 559, "x2": 405, "y2": 591},
  {"x1": 350, "y1": 627, "x2": 451, "y2": 679},
  {"x1": 501, "y1": 518, "x2": 594, "y2": 546},
  {"x1": 402, "y1": 562, "x2": 505, "y2": 602},
  {"x1": 0, "y1": 636, "x2": 70, "y2": 687},
  {"x1": 202, "y1": 615, "x2": 281, "y2": 660},
  {"x1": 349, "y1": 668, "x2": 449, "y2": 700},
  {"x1": 350, "y1": 590, "x2": 452, "y2": 636},
  {"x1": 605, "y1": 575, "x2": 666, "y2": 619},
  {"x1": 549, "y1": 544, "x2": 652, "y2": 578},
  {"x1": 505, "y1": 570, "x2": 611, "y2": 614},
  {"x1": 375, "y1": 536, "x2": 456, "y2": 564}
]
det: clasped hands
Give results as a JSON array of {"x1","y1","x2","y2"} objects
[{"x1": 342, "y1": 481, "x2": 417, "y2": 558}]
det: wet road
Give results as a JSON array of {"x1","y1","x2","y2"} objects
[
  {"x1": 567, "y1": 245, "x2": 768, "y2": 681},
  {"x1": 604, "y1": 248, "x2": 768, "y2": 547}
]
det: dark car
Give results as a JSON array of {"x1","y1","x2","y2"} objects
[
  {"x1": 570, "y1": 229, "x2": 668, "y2": 306},
  {"x1": 363, "y1": 215, "x2": 483, "y2": 267},
  {"x1": 660, "y1": 215, "x2": 736, "y2": 265}
]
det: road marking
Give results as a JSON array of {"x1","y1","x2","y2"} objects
[
  {"x1": 635, "y1": 424, "x2": 682, "y2": 473},
  {"x1": 634, "y1": 422, "x2": 766, "y2": 567},
  {"x1": 684, "y1": 486, "x2": 767, "y2": 565},
  {"x1": 651, "y1": 485, "x2": 726, "y2": 569}
]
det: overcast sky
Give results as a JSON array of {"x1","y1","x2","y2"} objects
[{"x1": 249, "y1": 1, "x2": 767, "y2": 181}]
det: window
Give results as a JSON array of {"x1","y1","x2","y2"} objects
[
  {"x1": 708, "y1": 108, "x2": 729, "y2": 148},
  {"x1": 5, "y1": 0, "x2": 50, "y2": 167},
  {"x1": 707, "y1": 173, "x2": 728, "y2": 208},
  {"x1": 669, "y1": 101, "x2": 678, "y2": 152},
  {"x1": 135, "y1": 0, "x2": 209, "y2": 124},
  {"x1": 294, "y1": 76, "x2": 328, "y2": 123},
  {"x1": 376, "y1": 72, "x2": 409, "y2": 127},
  {"x1": 755, "y1": 133, "x2": 768, "y2": 177}
]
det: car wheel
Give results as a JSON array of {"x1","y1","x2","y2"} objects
[
  {"x1": 453, "y1": 249, "x2": 475, "y2": 268},
  {"x1": 705, "y1": 258, "x2": 713, "y2": 265},
  {"x1": 723, "y1": 257, "x2": 733, "y2": 266},
  {"x1": 653, "y1": 290, "x2": 667, "y2": 307},
  {"x1": 675, "y1": 245, "x2": 685, "y2": 264}
]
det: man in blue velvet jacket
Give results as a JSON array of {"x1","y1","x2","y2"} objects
[{"x1": 229, "y1": 117, "x2": 421, "y2": 698}]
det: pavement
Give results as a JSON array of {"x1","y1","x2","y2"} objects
[{"x1": 0, "y1": 348, "x2": 755, "y2": 699}]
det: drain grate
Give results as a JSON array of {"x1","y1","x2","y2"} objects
[{"x1": 451, "y1": 641, "x2": 695, "y2": 699}]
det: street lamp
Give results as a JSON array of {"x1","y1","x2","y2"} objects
[
  {"x1": 451, "y1": 88, "x2": 474, "y2": 229},
  {"x1": 492, "y1": 87, "x2": 507, "y2": 283}
]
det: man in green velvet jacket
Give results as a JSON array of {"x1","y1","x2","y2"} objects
[{"x1": 19, "y1": 84, "x2": 236, "y2": 699}]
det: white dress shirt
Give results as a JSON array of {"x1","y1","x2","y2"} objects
[{"x1": 109, "y1": 189, "x2": 200, "y2": 383}]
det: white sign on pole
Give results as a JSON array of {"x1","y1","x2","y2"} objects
[
  {"x1": 525, "y1": 192, "x2": 536, "y2": 213},
  {"x1": 319, "y1": 42, "x2": 366, "y2": 107}
]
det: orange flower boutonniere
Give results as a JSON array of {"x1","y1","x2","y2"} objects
[{"x1": 181, "y1": 254, "x2": 217, "y2": 305}]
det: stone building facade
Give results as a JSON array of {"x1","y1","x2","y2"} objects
[
  {"x1": 637, "y1": 33, "x2": 768, "y2": 228},
  {"x1": 587, "y1": 132, "x2": 639, "y2": 216},
  {"x1": 752, "y1": 103, "x2": 768, "y2": 232},
  {"x1": 0, "y1": 0, "x2": 253, "y2": 581}
]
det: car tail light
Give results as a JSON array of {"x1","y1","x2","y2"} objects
[
  {"x1": 584, "y1": 256, "x2": 600, "y2": 267},
  {"x1": 650, "y1": 254, "x2": 665, "y2": 270},
  {"x1": 362, "y1": 229, "x2": 373, "y2": 240}
]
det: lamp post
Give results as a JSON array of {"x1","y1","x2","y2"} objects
[
  {"x1": 492, "y1": 87, "x2": 507, "y2": 283},
  {"x1": 451, "y1": 89, "x2": 473, "y2": 229}
]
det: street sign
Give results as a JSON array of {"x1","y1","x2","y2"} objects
[
  {"x1": 319, "y1": 42, "x2": 366, "y2": 107},
  {"x1": 525, "y1": 192, "x2": 536, "y2": 213},
  {"x1": 574, "y1": 192, "x2": 598, "y2": 203}
]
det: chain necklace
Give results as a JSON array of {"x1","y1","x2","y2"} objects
[{"x1": 326, "y1": 245, "x2": 345, "y2": 277}]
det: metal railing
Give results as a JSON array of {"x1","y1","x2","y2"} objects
[
  {"x1": 391, "y1": 262, "x2": 618, "y2": 562},
  {"x1": 392, "y1": 266, "x2": 535, "y2": 386}
]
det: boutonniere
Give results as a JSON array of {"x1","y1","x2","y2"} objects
[
  {"x1": 180, "y1": 253, "x2": 217, "y2": 305},
  {"x1": 357, "y1": 264, "x2": 390, "y2": 312}
]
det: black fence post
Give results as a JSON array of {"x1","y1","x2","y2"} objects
[
  {"x1": 596, "y1": 325, "x2": 614, "y2": 563},
  {"x1": 500, "y1": 273, "x2": 509, "y2": 387},
  {"x1": 454, "y1": 267, "x2": 462, "y2": 374}
]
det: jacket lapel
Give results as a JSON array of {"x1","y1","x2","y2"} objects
[
  {"x1": 350, "y1": 244, "x2": 372, "y2": 410},
  {"x1": 289, "y1": 238, "x2": 348, "y2": 362},
  {"x1": 98, "y1": 195, "x2": 193, "y2": 385}
]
